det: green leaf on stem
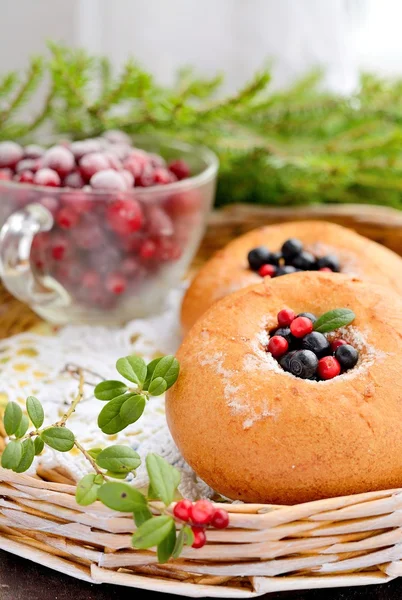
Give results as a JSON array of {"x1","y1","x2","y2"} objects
[
  {"x1": 26, "y1": 396, "x2": 44, "y2": 429},
  {"x1": 132, "y1": 515, "x2": 175, "y2": 549},
  {"x1": 116, "y1": 355, "x2": 147, "y2": 387},
  {"x1": 87, "y1": 447, "x2": 103, "y2": 460},
  {"x1": 148, "y1": 377, "x2": 167, "y2": 397},
  {"x1": 1, "y1": 440, "x2": 23, "y2": 470},
  {"x1": 94, "y1": 380, "x2": 128, "y2": 401},
  {"x1": 105, "y1": 471, "x2": 127, "y2": 480},
  {"x1": 120, "y1": 394, "x2": 146, "y2": 425},
  {"x1": 313, "y1": 309, "x2": 356, "y2": 333},
  {"x1": 151, "y1": 356, "x2": 180, "y2": 390},
  {"x1": 143, "y1": 357, "x2": 163, "y2": 390},
  {"x1": 3, "y1": 402, "x2": 23, "y2": 436},
  {"x1": 146, "y1": 454, "x2": 181, "y2": 506},
  {"x1": 76, "y1": 473, "x2": 103, "y2": 506},
  {"x1": 157, "y1": 524, "x2": 176, "y2": 563},
  {"x1": 97, "y1": 481, "x2": 147, "y2": 512},
  {"x1": 97, "y1": 394, "x2": 130, "y2": 434},
  {"x1": 134, "y1": 505, "x2": 153, "y2": 527},
  {"x1": 96, "y1": 445, "x2": 141, "y2": 474},
  {"x1": 14, "y1": 438, "x2": 35, "y2": 473},
  {"x1": 14, "y1": 414, "x2": 29, "y2": 439},
  {"x1": 34, "y1": 436, "x2": 44, "y2": 455},
  {"x1": 41, "y1": 427, "x2": 75, "y2": 452},
  {"x1": 172, "y1": 524, "x2": 194, "y2": 558}
]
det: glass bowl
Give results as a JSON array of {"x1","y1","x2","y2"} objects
[{"x1": 0, "y1": 137, "x2": 218, "y2": 325}]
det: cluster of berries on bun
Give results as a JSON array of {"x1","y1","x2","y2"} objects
[
  {"x1": 173, "y1": 499, "x2": 229, "y2": 549},
  {"x1": 248, "y1": 238, "x2": 340, "y2": 278},
  {"x1": 267, "y1": 309, "x2": 359, "y2": 380}
]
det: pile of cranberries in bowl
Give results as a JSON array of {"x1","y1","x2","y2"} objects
[
  {"x1": 0, "y1": 133, "x2": 217, "y2": 324},
  {"x1": 267, "y1": 309, "x2": 359, "y2": 380},
  {"x1": 248, "y1": 238, "x2": 340, "y2": 278}
]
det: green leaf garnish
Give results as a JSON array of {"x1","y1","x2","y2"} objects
[
  {"x1": 146, "y1": 454, "x2": 181, "y2": 506},
  {"x1": 151, "y1": 356, "x2": 180, "y2": 390},
  {"x1": 143, "y1": 357, "x2": 163, "y2": 390},
  {"x1": 119, "y1": 394, "x2": 146, "y2": 426},
  {"x1": 14, "y1": 439, "x2": 35, "y2": 473},
  {"x1": 1, "y1": 440, "x2": 23, "y2": 470},
  {"x1": 157, "y1": 524, "x2": 176, "y2": 563},
  {"x1": 76, "y1": 473, "x2": 103, "y2": 506},
  {"x1": 26, "y1": 396, "x2": 44, "y2": 429},
  {"x1": 132, "y1": 515, "x2": 175, "y2": 549},
  {"x1": 313, "y1": 308, "x2": 356, "y2": 333},
  {"x1": 134, "y1": 505, "x2": 153, "y2": 527},
  {"x1": 116, "y1": 355, "x2": 147, "y2": 387},
  {"x1": 96, "y1": 445, "x2": 141, "y2": 474},
  {"x1": 97, "y1": 481, "x2": 147, "y2": 512},
  {"x1": 97, "y1": 394, "x2": 129, "y2": 434},
  {"x1": 148, "y1": 377, "x2": 167, "y2": 397},
  {"x1": 41, "y1": 427, "x2": 75, "y2": 452},
  {"x1": 14, "y1": 414, "x2": 29, "y2": 439},
  {"x1": 94, "y1": 380, "x2": 128, "y2": 401},
  {"x1": 3, "y1": 402, "x2": 23, "y2": 436},
  {"x1": 173, "y1": 525, "x2": 194, "y2": 559},
  {"x1": 33, "y1": 436, "x2": 44, "y2": 456}
]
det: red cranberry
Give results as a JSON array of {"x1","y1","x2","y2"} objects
[
  {"x1": 173, "y1": 499, "x2": 192, "y2": 522},
  {"x1": 168, "y1": 159, "x2": 190, "y2": 180},
  {"x1": 290, "y1": 316, "x2": 313, "y2": 338},
  {"x1": 50, "y1": 233, "x2": 70, "y2": 261},
  {"x1": 189, "y1": 499, "x2": 215, "y2": 526},
  {"x1": 319, "y1": 267, "x2": 332, "y2": 272},
  {"x1": 34, "y1": 168, "x2": 61, "y2": 187},
  {"x1": 139, "y1": 239, "x2": 157, "y2": 259},
  {"x1": 211, "y1": 508, "x2": 229, "y2": 529},
  {"x1": 123, "y1": 151, "x2": 149, "y2": 178},
  {"x1": 79, "y1": 152, "x2": 110, "y2": 181},
  {"x1": 331, "y1": 339, "x2": 348, "y2": 352},
  {"x1": 70, "y1": 140, "x2": 100, "y2": 160},
  {"x1": 61, "y1": 190, "x2": 92, "y2": 215},
  {"x1": 56, "y1": 206, "x2": 80, "y2": 229},
  {"x1": 109, "y1": 143, "x2": 132, "y2": 161},
  {"x1": 121, "y1": 256, "x2": 140, "y2": 276},
  {"x1": 317, "y1": 356, "x2": 341, "y2": 380},
  {"x1": 146, "y1": 206, "x2": 174, "y2": 237},
  {"x1": 64, "y1": 171, "x2": 85, "y2": 189},
  {"x1": 0, "y1": 141, "x2": 23, "y2": 168},
  {"x1": 81, "y1": 270, "x2": 101, "y2": 289},
  {"x1": 15, "y1": 170, "x2": 34, "y2": 184},
  {"x1": 165, "y1": 190, "x2": 201, "y2": 215},
  {"x1": 103, "y1": 150, "x2": 123, "y2": 169},
  {"x1": 157, "y1": 238, "x2": 182, "y2": 261},
  {"x1": 90, "y1": 169, "x2": 127, "y2": 191},
  {"x1": 15, "y1": 158, "x2": 40, "y2": 173},
  {"x1": 149, "y1": 153, "x2": 166, "y2": 168},
  {"x1": 0, "y1": 168, "x2": 12, "y2": 181},
  {"x1": 267, "y1": 335, "x2": 289, "y2": 358},
  {"x1": 55, "y1": 260, "x2": 82, "y2": 284},
  {"x1": 42, "y1": 146, "x2": 75, "y2": 177},
  {"x1": 72, "y1": 220, "x2": 103, "y2": 250},
  {"x1": 24, "y1": 144, "x2": 44, "y2": 159},
  {"x1": 277, "y1": 308, "x2": 295, "y2": 327},
  {"x1": 103, "y1": 129, "x2": 131, "y2": 145},
  {"x1": 153, "y1": 168, "x2": 175, "y2": 185},
  {"x1": 121, "y1": 169, "x2": 134, "y2": 188},
  {"x1": 106, "y1": 198, "x2": 143, "y2": 235},
  {"x1": 106, "y1": 272, "x2": 127, "y2": 295},
  {"x1": 191, "y1": 527, "x2": 207, "y2": 549},
  {"x1": 258, "y1": 264, "x2": 275, "y2": 277},
  {"x1": 136, "y1": 166, "x2": 155, "y2": 187}
]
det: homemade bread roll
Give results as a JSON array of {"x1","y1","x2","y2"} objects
[
  {"x1": 168, "y1": 272, "x2": 402, "y2": 504},
  {"x1": 181, "y1": 221, "x2": 402, "y2": 334}
]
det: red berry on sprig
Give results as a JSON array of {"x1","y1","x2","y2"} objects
[
  {"x1": 173, "y1": 499, "x2": 192, "y2": 522},
  {"x1": 191, "y1": 526, "x2": 207, "y2": 549},
  {"x1": 190, "y1": 499, "x2": 215, "y2": 526},
  {"x1": 211, "y1": 508, "x2": 230, "y2": 529}
]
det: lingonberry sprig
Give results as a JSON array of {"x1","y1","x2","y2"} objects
[{"x1": 0, "y1": 352, "x2": 229, "y2": 562}]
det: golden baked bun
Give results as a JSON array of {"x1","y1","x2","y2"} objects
[
  {"x1": 181, "y1": 221, "x2": 402, "y2": 334},
  {"x1": 168, "y1": 272, "x2": 402, "y2": 504}
]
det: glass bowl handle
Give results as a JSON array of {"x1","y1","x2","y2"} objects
[{"x1": 0, "y1": 203, "x2": 69, "y2": 307}]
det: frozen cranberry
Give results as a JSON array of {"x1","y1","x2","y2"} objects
[
  {"x1": 42, "y1": 146, "x2": 75, "y2": 177},
  {"x1": 258, "y1": 264, "x2": 276, "y2": 277},
  {"x1": 277, "y1": 308, "x2": 295, "y2": 327},
  {"x1": 81, "y1": 270, "x2": 101, "y2": 289},
  {"x1": 56, "y1": 206, "x2": 80, "y2": 229},
  {"x1": 157, "y1": 238, "x2": 182, "y2": 261},
  {"x1": 106, "y1": 198, "x2": 143, "y2": 235},
  {"x1": 148, "y1": 153, "x2": 166, "y2": 168},
  {"x1": 123, "y1": 151, "x2": 149, "y2": 177},
  {"x1": 72, "y1": 220, "x2": 103, "y2": 250},
  {"x1": 64, "y1": 171, "x2": 85, "y2": 189},
  {"x1": 190, "y1": 500, "x2": 214, "y2": 526},
  {"x1": 211, "y1": 508, "x2": 229, "y2": 529},
  {"x1": 40, "y1": 196, "x2": 59, "y2": 216},
  {"x1": 121, "y1": 169, "x2": 134, "y2": 188},
  {"x1": 50, "y1": 233, "x2": 70, "y2": 261},
  {"x1": 108, "y1": 143, "x2": 132, "y2": 161},
  {"x1": 268, "y1": 335, "x2": 289, "y2": 358},
  {"x1": 15, "y1": 170, "x2": 34, "y2": 183},
  {"x1": 90, "y1": 169, "x2": 127, "y2": 191},
  {"x1": 168, "y1": 159, "x2": 190, "y2": 180},
  {"x1": 24, "y1": 144, "x2": 44, "y2": 159},
  {"x1": 331, "y1": 339, "x2": 348, "y2": 352},
  {"x1": 165, "y1": 190, "x2": 201, "y2": 215},
  {"x1": 317, "y1": 356, "x2": 341, "y2": 380},
  {"x1": 146, "y1": 206, "x2": 174, "y2": 237},
  {"x1": 15, "y1": 158, "x2": 40, "y2": 173},
  {"x1": 0, "y1": 141, "x2": 23, "y2": 168},
  {"x1": 79, "y1": 152, "x2": 110, "y2": 181},
  {"x1": 70, "y1": 140, "x2": 101, "y2": 160},
  {"x1": 121, "y1": 256, "x2": 140, "y2": 276},
  {"x1": 136, "y1": 166, "x2": 155, "y2": 187},
  {"x1": 173, "y1": 499, "x2": 192, "y2": 522},
  {"x1": 102, "y1": 151, "x2": 122, "y2": 171},
  {"x1": 106, "y1": 272, "x2": 127, "y2": 295},
  {"x1": 139, "y1": 239, "x2": 157, "y2": 259},
  {"x1": 191, "y1": 527, "x2": 207, "y2": 549},
  {"x1": 34, "y1": 168, "x2": 61, "y2": 187},
  {"x1": 0, "y1": 168, "x2": 13, "y2": 181},
  {"x1": 290, "y1": 316, "x2": 313, "y2": 338},
  {"x1": 61, "y1": 190, "x2": 92, "y2": 215},
  {"x1": 103, "y1": 129, "x2": 131, "y2": 145},
  {"x1": 153, "y1": 168, "x2": 175, "y2": 185}
]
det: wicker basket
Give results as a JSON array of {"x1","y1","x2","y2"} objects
[{"x1": 2, "y1": 204, "x2": 402, "y2": 597}]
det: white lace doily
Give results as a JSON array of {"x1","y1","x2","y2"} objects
[{"x1": 0, "y1": 288, "x2": 212, "y2": 500}]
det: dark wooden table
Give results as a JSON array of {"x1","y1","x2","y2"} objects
[{"x1": 0, "y1": 550, "x2": 401, "y2": 600}]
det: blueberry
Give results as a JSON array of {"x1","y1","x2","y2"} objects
[
  {"x1": 281, "y1": 238, "x2": 303, "y2": 261},
  {"x1": 269, "y1": 251, "x2": 282, "y2": 266},
  {"x1": 288, "y1": 350, "x2": 318, "y2": 379},
  {"x1": 291, "y1": 251, "x2": 316, "y2": 271},
  {"x1": 297, "y1": 312, "x2": 317, "y2": 323},
  {"x1": 335, "y1": 344, "x2": 359, "y2": 370},
  {"x1": 275, "y1": 265, "x2": 297, "y2": 277},
  {"x1": 316, "y1": 254, "x2": 340, "y2": 272},
  {"x1": 279, "y1": 351, "x2": 296, "y2": 372},
  {"x1": 271, "y1": 326, "x2": 293, "y2": 344},
  {"x1": 247, "y1": 246, "x2": 271, "y2": 271},
  {"x1": 301, "y1": 332, "x2": 331, "y2": 358}
]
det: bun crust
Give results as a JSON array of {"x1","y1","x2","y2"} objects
[
  {"x1": 181, "y1": 221, "x2": 402, "y2": 334},
  {"x1": 168, "y1": 272, "x2": 402, "y2": 504}
]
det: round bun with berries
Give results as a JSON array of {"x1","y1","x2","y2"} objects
[
  {"x1": 168, "y1": 271, "x2": 402, "y2": 504},
  {"x1": 181, "y1": 221, "x2": 402, "y2": 334}
]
